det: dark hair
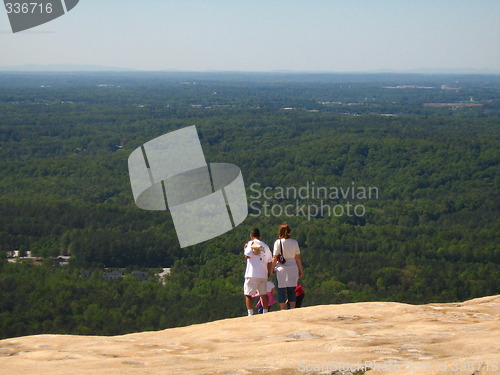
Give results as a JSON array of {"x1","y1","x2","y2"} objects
[
  {"x1": 278, "y1": 224, "x2": 291, "y2": 239},
  {"x1": 250, "y1": 228, "x2": 260, "y2": 239}
]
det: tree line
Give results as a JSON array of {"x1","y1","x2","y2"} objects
[{"x1": 0, "y1": 73, "x2": 498, "y2": 338}]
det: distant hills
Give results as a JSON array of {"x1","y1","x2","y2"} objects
[
  {"x1": 0, "y1": 64, "x2": 135, "y2": 72},
  {"x1": 0, "y1": 64, "x2": 498, "y2": 75}
]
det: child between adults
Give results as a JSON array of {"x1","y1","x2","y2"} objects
[{"x1": 253, "y1": 281, "x2": 277, "y2": 314}]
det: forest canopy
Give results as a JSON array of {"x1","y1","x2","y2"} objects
[{"x1": 0, "y1": 72, "x2": 499, "y2": 339}]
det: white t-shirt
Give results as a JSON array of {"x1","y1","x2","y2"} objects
[
  {"x1": 273, "y1": 238, "x2": 300, "y2": 260},
  {"x1": 244, "y1": 239, "x2": 272, "y2": 278}
]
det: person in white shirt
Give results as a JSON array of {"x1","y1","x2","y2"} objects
[
  {"x1": 271, "y1": 224, "x2": 304, "y2": 310},
  {"x1": 243, "y1": 228, "x2": 272, "y2": 316}
]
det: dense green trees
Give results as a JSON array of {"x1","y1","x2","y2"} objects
[{"x1": 0, "y1": 72, "x2": 498, "y2": 338}]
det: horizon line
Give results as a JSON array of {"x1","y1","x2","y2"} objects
[{"x1": 0, "y1": 66, "x2": 499, "y2": 76}]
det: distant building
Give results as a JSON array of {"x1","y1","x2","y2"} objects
[
  {"x1": 56, "y1": 256, "x2": 70, "y2": 266},
  {"x1": 131, "y1": 271, "x2": 148, "y2": 281},
  {"x1": 103, "y1": 270, "x2": 124, "y2": 280}
]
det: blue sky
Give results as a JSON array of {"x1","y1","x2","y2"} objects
[{"x1": 1, "y1": 0, "x2": 499, "y2": 72}]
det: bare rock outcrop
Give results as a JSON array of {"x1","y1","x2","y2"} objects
[{"x1": 0, "y1": 295, "x2": 498, "y2": 374}]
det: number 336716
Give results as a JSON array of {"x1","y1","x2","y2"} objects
[{"x1": 5, "y1": 2, "x2": 53, "y2": 14}]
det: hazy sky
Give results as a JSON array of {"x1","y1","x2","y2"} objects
[{"x1": 1, "y1": 0, "x2": 499, "y2": 72}]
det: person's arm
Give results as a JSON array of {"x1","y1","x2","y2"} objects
[
  {"x1": 295, "y1": 254, "x2": 303, "y2": 278},
  {"x1": 271, "y1": 241, "x2": 278, "y2": 273},
  {"x1": 271, "y1": 255, "x2": 278, "y2": 274}
]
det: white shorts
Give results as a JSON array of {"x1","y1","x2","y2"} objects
[{"x1": 244, "y1": 278, "x2": 267, "y2": 296}]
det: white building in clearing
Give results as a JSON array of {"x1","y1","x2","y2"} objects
[{"x1": 158, "y1": 268, "x2": 171, "y2": 285}]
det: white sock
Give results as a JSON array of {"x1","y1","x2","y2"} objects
[
  {"x1": 247, "y1": 309, "x2": 254, "y2": 316},
  {"x1": 263, "y1": 309, "x2": 269, "y2": 313}
]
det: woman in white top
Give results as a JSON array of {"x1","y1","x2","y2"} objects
[{"x1": 271, "y1": 224, "x2": 304, "y2": 310}]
